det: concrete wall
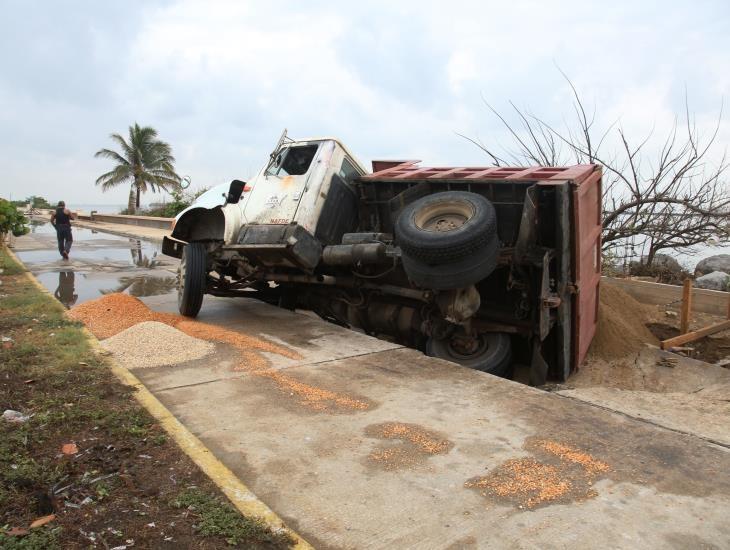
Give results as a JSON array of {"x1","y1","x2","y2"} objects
[
  {"x1": 30, "y1": 209, "x2": 172, "y2": 230},
  {"x1": 602, "y1": 276, "x2": 729, "y2": 316},
  {"x1": 90, "y1": 213, "x2": 173, "y2": 230}
]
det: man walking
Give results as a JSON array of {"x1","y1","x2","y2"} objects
[{"x1": 50, "y1": 201, "x2": 75, "y2": 260}]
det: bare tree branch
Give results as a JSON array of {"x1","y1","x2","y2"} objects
[{"x1": 465, "y1": 73, "x2": 730, "y2": 266}]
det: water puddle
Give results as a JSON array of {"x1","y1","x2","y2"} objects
[
  {"x1": 15, "y1": 222, "x2": 178, "y2": 308},
  {"x1": 34, "y1": 271, "x2": 178, "y2": 309},
  {"x1": 18, "y1": 221, "x2": 168, "y2": 266}
]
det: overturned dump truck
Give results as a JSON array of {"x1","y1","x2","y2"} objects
[{"x1": 163, "y1": 131, "x2": 602, "y2": 383}]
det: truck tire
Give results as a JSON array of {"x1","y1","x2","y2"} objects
[
  {"x1": 401, "y1": 236, "x2": 499, "y2": 290},
  {"x1": 427, "y1": 332, "x2": 512, "y2": 376},
  {"x1": 178, "y1": 242, "x2": 207, "y2": 317},
  {"x1": 395, "y1": 191, "x2": 497, "y2": 265}
]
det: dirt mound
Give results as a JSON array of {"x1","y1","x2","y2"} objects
[{"x1": 588, "y1": 285, "x2": 658, "y2": 361}]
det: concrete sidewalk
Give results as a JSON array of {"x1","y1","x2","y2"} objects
[{"x1": 129, "y1": 293, "x2": 730, "y2": 550}]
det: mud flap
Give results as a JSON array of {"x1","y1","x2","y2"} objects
[
  {"x1": 162, "y1": 236, "x2": 184, "y2": 259},
  {"x1": 529, "y1": 340, "x2": 549, "y2": 386}
]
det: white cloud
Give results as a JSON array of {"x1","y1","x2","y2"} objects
[
  {"x1": 0, "y1": 0, "x2": 728, "y2": 205},
  {"x1": 447, "y1": 51, "x2": 478, "y2": 95}
]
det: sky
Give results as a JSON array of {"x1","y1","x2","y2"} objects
[{"x1": 1, "y1": 0, "x2": 729, "y2": 207}]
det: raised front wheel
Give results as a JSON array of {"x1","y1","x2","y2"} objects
[{"x1": 178, "y1": 242, "x2": 207, "y2": 317}]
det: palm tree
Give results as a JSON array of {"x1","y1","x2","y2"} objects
[{"x1": 94, "y1": 123, "x2": 181, "y2": 213}]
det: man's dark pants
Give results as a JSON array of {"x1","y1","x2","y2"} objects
[{"x1": 56, "y1": 224, "x2": 73, "y2": 256}]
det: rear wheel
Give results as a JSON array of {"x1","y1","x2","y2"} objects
[
  {"x1": 426, "y1": 332, "x2": 512, "y2": 376},
  {"x1": 178, "y1": 242, "x2": 207, "y2": 317}
]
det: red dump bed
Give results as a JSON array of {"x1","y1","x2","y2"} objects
[{"x1": 362, "y1": 161, "x2": 602, "y2": 371}]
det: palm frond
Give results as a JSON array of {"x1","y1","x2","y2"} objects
[
  {"x1": 94, "y1": 148, "x2": 130, "y2": 165},
  {"x1": 108, "y1": 134, "x2": 134, "y2": 161},
  {"x1": 95, "y1": 165, "x2": 133, "y2": 190}
]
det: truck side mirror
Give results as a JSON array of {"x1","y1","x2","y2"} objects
[{"x1": 227, "y1": 180, "x2": 246, "y2": 204}]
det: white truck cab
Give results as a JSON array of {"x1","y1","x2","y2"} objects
[{"x1": 169, "y1": 132, "x2": 367, "y2": 249}]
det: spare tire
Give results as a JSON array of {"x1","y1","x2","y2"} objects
[
  {"x1": 395, "y1": 191, "x2": 497, "y2": 265},
  {"x1": 401, "y1": 235, "x2": 499, "y2": 290}
]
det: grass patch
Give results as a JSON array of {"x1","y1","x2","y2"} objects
[
  {"x1": 0, "y1": 249, "x2": 26, "y2": 276},
  {"x1": 171, "y1": 488, "x2": 292, "y2": 547},
  {"x1": 0, "y1": 528, "x2": 60, "y2": 549}
]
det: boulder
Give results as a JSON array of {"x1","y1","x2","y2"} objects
[
  {"x1": 695, "y1": 254, "x2": 730, "y2": 276},
  {"x1": 628, "y1": 254, "x2": 688, "y2": 285},
  {"x1": 629, "y1": 253, "x2": 682, "y2": 272},
  {"x1": 648, "y1": 254, "x2": 682, "y2": 270},
  {"x1": 694, "y1": 271, "x2": 730, "y2": 291}
]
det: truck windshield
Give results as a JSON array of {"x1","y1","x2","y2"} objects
[{"x1": 275, "y1": 144, "x2": 319, "y2": 176}]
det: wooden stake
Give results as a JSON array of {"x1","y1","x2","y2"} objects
[
  {"x1": 661, "y1": 319, "x2": 730, "y2": 350},
  {"x1": 680, "y1": 279, "x2": 693, "y2": 334}
]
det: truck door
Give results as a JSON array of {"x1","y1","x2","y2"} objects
[{"x1": 243, "y1": 143, "x2": 320, "y2": 225}]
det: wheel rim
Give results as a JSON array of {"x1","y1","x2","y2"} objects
[
  {"x1": 413, "y1": 199, "x2": 475, "y2": 233},
  {"x1": 443, "y1": 334, "x2": 490, "y2": 361}
]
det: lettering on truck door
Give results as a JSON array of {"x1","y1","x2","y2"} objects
[{"x1": 244, "y1": 143, "x2": 320, "y2": 224}]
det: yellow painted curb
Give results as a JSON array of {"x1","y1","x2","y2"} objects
[{"x1": 1, "y1": 246, "x2": 314, "y2": 550}]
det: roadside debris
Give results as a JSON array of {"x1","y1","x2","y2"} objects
[
  {"x1": 3, "y1": 409, "x2": 31, "y2": 423},
  {"x1": 656, "y1": 357, "x2": 678, "y2": 368},
  {"x1": 61, "y1": 442, "x2": 79, "y2": 455},
  {"x1": 29, "y1": 514, "x2": 56, "y2": 528}
]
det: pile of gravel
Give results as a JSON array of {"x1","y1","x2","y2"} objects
[{"x1": 101, "y1": 321, "x2": 215, "y2": 369}]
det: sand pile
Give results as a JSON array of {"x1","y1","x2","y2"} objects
[
  {"x1": 100, "y1": 321, "x2": 215, "y2": 369},
  {"x1": 69, "y1": 293, "x2": 179, "y2": 339},
  {"x1": 588, "y1": 285, "x2": 658, "y2": 361}
]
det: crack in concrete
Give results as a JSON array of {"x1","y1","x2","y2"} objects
[
  {"x1": 555, "y1": 392, "x2": 730, "y2": 450},
  {"x1": 152, "y1": 347, "x2": 403, "y2": 394}
]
